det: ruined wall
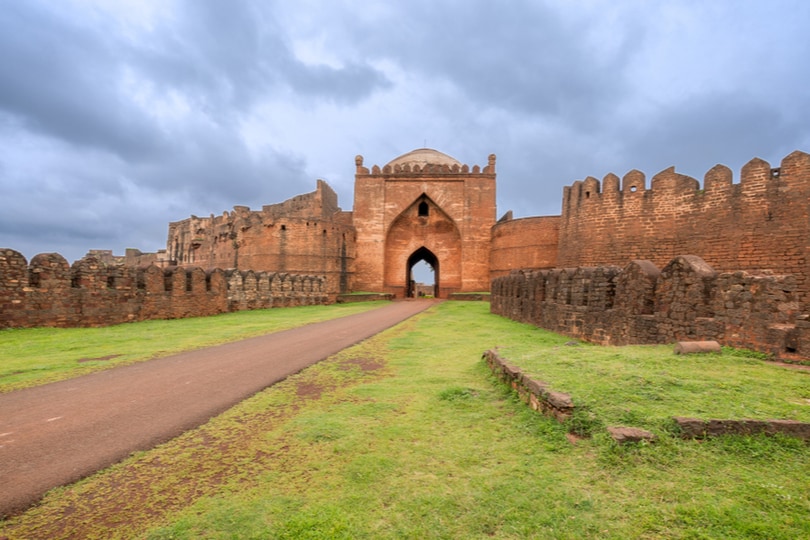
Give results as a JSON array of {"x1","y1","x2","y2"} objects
[
  {"x1": 491, "y1": 255, "x2": 808, "y2": 359},
  {"x1": 352, "y1": 153, "x2": 496, "y2": 297},
  {"x1": 0, "y1": 249, "x2": 328, "y2": 329},
  {"x1": 558, "y1": 151, "x2": 810, "y2": 303},
  {"x1": 490, "y1": 215, "x2": 559, "y2": 279},
  {"x1": 166, "y1": 180, "x2": 354, "y2": 297}
]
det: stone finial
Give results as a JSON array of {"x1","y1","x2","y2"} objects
[
  {"x1": 355, "y1": 155, "x2": 368, "y2": 174},
  {"x1": 486, "y1": 153, "x2": 497, "y2": 173}
]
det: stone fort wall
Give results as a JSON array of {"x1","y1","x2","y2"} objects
[
  {"x1": 167, "y1": 180, "x2": 354, "y2": 297},
  {"x1": 489, "y1": 214, "x2": 559, "y2": 279},
  {"x1": 0, "y1": 249, "x2": 328, "y2": 329},
  {"x1": 491, "y1": 255, "x2": 810, "y2": 359},
  {"x1": 557, "y1": 150, "x2": 810, "y2": 304}
]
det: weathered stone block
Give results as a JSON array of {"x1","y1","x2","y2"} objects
[
  {"x1": 673, "y1": 417, "x2": 706, "y2": 438},
  {"x1": 607, "y1": 426, "x2": 656, "y2": 444},
  {"x1": 674, "y1": 341, "x2": 722, "y2": 354}
]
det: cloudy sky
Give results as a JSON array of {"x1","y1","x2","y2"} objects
[{"x1": 2, "y1": 0, "x2": 809, "y2": 264}]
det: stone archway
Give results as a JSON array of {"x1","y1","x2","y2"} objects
[
  {"x1": 352, "y1": 149, "x2": 496, "y2": 297},
  {"x1": 383, "y1": 194, "x2": 462, "y2": 298},
  {"x1": 406, "y1": 246, "x2": 438, "y2": 297}
]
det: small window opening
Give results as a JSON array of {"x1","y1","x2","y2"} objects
[
  {"x1": 585, "y1": 191, "x2": 590, "y2": 199},
  {"x1": 281, "y1": 224, "x2": 286, "y2": 231},
  {"x1": 629, "y1": 185, "x2": 637, "y2": 193},
  {"x1": 418, "y1": 201, "x2": 429, "y2": 217}
]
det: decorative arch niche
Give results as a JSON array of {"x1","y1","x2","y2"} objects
[{"x1": 384, "y1": 194, "x2": 462, "y2": 298}]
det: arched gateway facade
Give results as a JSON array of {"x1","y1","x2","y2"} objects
[
  {"x1": 352, "y1": 149, "x2": 496, "y2": 298},
  {"x1": 164, "y1": 148, "x2": 525, "y2": 300}
]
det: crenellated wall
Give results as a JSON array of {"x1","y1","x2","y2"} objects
[
  {"x1": 558, "y1": 150, "x2": 810, "y2": 303},
  {"x1": 491, "y1": 255, "x2": 809, "y2": 359},
  {"x1": 0, "y1": 249, "x2": 328, "y2": 329}
]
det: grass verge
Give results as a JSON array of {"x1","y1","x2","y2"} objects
[
  {"x1": 2, "y1": 301, "x2": 809, "y2": 539},
  {"x1": 0, "y1": 302, "x2": 383, "y2": 392}
]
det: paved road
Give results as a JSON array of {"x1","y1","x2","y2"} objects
[{"x1": 0, "y1": 300, "x2": 436, "y2": 517}]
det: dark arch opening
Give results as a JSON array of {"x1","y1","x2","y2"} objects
[
  {"x1": 406, "y1": 246, "x2": 439, "y2": 298},
  {"x1": 418, "y1": 200, "x2": 429, "y2": 217}
]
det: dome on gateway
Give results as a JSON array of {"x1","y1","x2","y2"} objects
[{"x1": 385, "y1": 148, "x2": 462, "y2": 169}]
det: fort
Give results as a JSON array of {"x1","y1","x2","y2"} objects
[{"x1": 3, "y1": 147, "x2": 810, "y2": 360}]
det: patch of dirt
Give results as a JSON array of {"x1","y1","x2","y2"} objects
[
  {"x1": 338, "y1": 357, "x2": 385, "y2": 372},
  {"x1": 77, "y1": 354, "x2": 122, "y2": 363},
  {"x1": 296, "y1": 382, "x2": 324, "y2": 398},
  {"x1": 566, "y1": 432, "x2": 584, "y2": 445}
]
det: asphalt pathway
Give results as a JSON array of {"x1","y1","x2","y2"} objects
[{"x1": 0, "y1": 300, "x2": 436, "y2": 517}]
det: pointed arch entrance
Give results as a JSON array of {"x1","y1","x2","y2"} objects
[
  {"x1": 383, "y1": 193, "x2": 462, "y2": 299},
  {"x1": 406, "y1": 246, "x2": 438, "y2": 297}
]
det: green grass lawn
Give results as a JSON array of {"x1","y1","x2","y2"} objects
[
  {"x1": 497, "y1": 339, "x2": 810, "y2": 432},
  {"x1": 0, "y1": 302, "x2": 383, "y2": 392},
  {"x1": 2, "y1": 301, "x2": 810, "y2": 539}
]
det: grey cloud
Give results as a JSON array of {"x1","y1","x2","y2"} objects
[
  {"x1": 344, "y1": 0, "x2": 637, "y2": 126},
  {"x1": 133, "y1": 0, "x2": 390, "y2": 112},
  {"x1": 0, "y1": 3, "x2": 167, "y2": 159},
  {"x1": 619, "y1": 92, "x2": 810, "y2": 181},
  {"x1": 0, "y1": 1, "x2": 390, "y2": 166}
]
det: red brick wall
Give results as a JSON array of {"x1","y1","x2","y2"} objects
[
  {"x1": 0, "y1": 249, "x2": 328, "y2": 329},
  {"x1": 490, "y1": 216, "x2": 559, "y2": 279},
  {"x1": 558, "y1": 150, "x2": 810, "y2": 303}
]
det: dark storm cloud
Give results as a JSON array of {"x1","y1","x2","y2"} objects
[
  {"x1": 0, "y1": 0, "x2": 390, "y2": 162},
  {"x1": 130, "y1": 1, "x2": 389, "y2": 112},
  {"x1": 0, "y1": 0, "x2": 393, "y2": 261},
  {"x1": 621, "y1": 93, "x2": 809, "y2": 180},
  {"x1": 0, "y1": 3, "x2": 165, "y2": 159},
  {"x1": 344, "y1": 0, "x2": 636, "y2": 126}
]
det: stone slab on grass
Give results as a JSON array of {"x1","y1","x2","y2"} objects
[{"x1": 607, "y1": 426, "x2": 656, "y2": 444}]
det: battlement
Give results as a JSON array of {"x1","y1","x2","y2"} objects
[
  {"x1": 562, "y1": 150, "x2": 810, "y2": 210},
  {"x1": 557, "y1": 150, "x2": 810, "y2": 305},
  {"x1": 0, "y1": 249, "x2": 328, "y2": 328},
  {"x1": 354, "y1": 153, "x2": 497, "y2": 177}
]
